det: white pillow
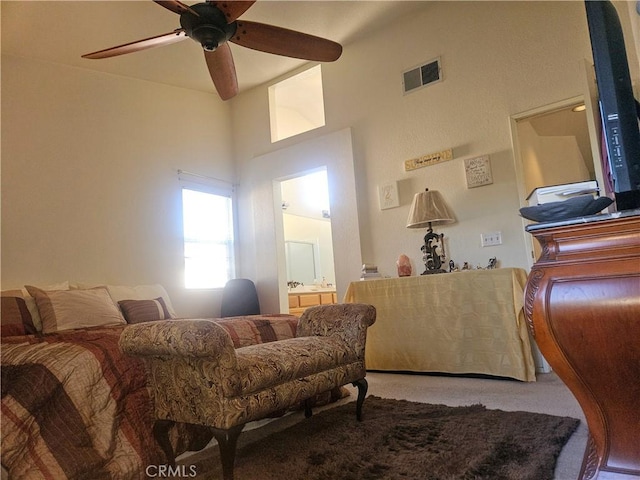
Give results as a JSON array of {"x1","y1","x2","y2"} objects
[{"x1": 25, "y1": 285, "x2": 125, "y2": 334}]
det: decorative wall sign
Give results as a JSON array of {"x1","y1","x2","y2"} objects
[
  {"x1": 378, "y1": 181, "x2": 400, "y2": 210},
  {"x1": 464, "y1": 155, "x2": 493, "y2": 188},
  {"x1": 404, "y1": 148, "x2": 453, "y2": 171}
]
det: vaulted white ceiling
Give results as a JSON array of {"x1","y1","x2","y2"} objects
[{"x1": 1, "y1": 1, "x2": 431, "y2": 96}]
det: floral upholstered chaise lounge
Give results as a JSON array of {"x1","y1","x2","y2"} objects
[{"x1": 119, "y1": 303, "x2": 377, "y2": 480}]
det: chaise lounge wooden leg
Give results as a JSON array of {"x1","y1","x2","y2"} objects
[
  {"x1": 352, "y1": 378, "x2": 368, "y2": 421},
  {"x1": 210, "y1": 424, "x2": 244, "y2": 480},
  {"x1": 304, "y1": 399, "x2": 313, "y2": 418},
  {"x1": 153, "y1": 419, "x2": 176, "y2": 466}
]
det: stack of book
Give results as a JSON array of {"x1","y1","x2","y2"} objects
[{"x1": 361, "y1": 264, "x2": 381, "y2": 280}]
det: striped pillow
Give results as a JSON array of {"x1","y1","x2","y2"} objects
[
  {"x1": 1, "y1": 296, "x2": 36, "y2": 337},
  {"x1": 118, "y1": 297, "x2": 172, "y2": 324}
]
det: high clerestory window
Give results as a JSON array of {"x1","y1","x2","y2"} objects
[{"x1": 269, "y1": 65, "x2": 326, "y2": 142}]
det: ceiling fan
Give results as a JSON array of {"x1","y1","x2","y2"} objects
[{"x1": 82, "y1": 0, "x2": 343, "y2": 100}]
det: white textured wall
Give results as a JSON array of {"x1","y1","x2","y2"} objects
[
  {"x1": 3, "y1": 1, "x2": 637, "y2": 316},
  {"x1": 1, "y1": 55, "x2": 233, "y2": 317},
  {"x1": 518, "y1": 122, "x2": 591, "y2": 194},
  {"x1": 232, "y1": 1, "x2": 600, "y2": 278}
]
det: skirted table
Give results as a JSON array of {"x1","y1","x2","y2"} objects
[{"x1": 344, "y1": 268, "x2": 536, "y2": 382}]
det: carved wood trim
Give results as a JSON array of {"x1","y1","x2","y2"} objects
[
  {"x1": 540, "y1": 240, "x2": 552, "y2": 261},
  {"x1": 524, "y1": 269, "x2": 544, "y2": 337},
  {"x1": 580, "y1": 434, "x2": 599, "y2": 480}
]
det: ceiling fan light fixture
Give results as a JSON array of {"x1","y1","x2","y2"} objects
[{"x1": 192, "y1": 25, "x2": 230, "y2": 51}]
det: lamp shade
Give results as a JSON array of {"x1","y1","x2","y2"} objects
[{"x1": 406, "y1": 189, "x2": 455, "y2": 228}]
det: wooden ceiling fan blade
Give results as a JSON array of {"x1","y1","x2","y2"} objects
[
  {"x1": 209, "y1": 1, "x2": 256, "y2": 23},
  {"x1": 204, "y1": 44, "x2": 238, "y2": 100},
  {"x1": 82, "y1": 30, "x2": 187, "y2": 59},
  {"x1": 230, "y1": 21, "x2": 342, "y2": 62},
  {"x1": 153, "y1": 0, "x2": 200, "y2": 16}
]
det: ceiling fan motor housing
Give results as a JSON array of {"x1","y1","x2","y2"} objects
[{"x1": 180, "y1": 3, "x2": 237, "y2": 51}]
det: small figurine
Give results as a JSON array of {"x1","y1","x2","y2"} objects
[
  {"x1": 449, "y1": 260, "x2": 455, "y2": 272},
  {"x1": 487, "y1": 257, "x2": 497, "y2": 269},
  {"x1": 461, "y1": 262, "x2": 470, "y2": 271}
]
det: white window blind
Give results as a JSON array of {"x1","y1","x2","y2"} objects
[{"x1": 180, "y1": 173, "x2": 235, "y2": 289}]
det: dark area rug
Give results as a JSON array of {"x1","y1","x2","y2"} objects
[{"x1": 180, "y1": 396, "x2": 580, "y2": 480}]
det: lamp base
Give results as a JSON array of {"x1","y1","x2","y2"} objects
[
  {"x1": 421, "y1": 268, "x2": 447, "y2": 275},
  {"x1": 420, "y1": 224, "x2": 448, "y2": 275}
]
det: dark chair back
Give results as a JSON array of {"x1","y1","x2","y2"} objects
[{"x1": 220, "y1": 278, "x2": 261, "y2": 317}]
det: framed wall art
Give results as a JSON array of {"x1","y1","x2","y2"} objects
[
  {"x1": 378, "y1": 181, "x2": 400, "y2": 210},
  {"x1": 464, "y1": 155, "x2": 493, "y2": 188}
]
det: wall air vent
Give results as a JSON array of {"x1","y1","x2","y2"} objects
[{"x1": 402, "y1": 57, "x2": 442, "y2": 94}]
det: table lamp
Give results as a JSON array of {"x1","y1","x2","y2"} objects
[{"x1": 406, "y1": 188, "x2": 455, "y2": 274}]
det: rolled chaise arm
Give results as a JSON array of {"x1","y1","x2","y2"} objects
[
  {"x1": 119, "y1": 319, "x2": 243, "y2": 420},
  {"x1": 120, "y1": 319, "x2": 246, "y2": 469},
  {"x1": 119, "y1": 318, "x2": 236, "y2": 359},
  {"x1": 297, "y1": 303, "x2": 376, "y2": 356}
]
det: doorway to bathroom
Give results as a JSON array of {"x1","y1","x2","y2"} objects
[{"x1": 280, "y1": 168, "x2": 336, "y2": 289}]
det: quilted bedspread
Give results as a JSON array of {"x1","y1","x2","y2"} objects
[{"x1": 1, "y1": 315, "x2": 299, "y2": 479}]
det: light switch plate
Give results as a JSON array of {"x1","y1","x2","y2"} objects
[{"x1": 481, "y1": 231, "x2": 502, "y2": 247}]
